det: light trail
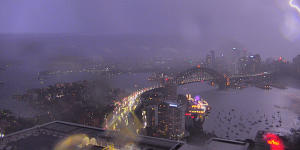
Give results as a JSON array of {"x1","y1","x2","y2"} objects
[
  {"x1": 106, "y1": 85, "x2": 161, "y2": 131},
  {"x1": 289, "y1": 0, "x2": 300, "y2": 14}
]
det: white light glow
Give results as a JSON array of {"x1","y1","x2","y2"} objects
[
  {"x1": 289, "y1": 0, "x2": 300, "y2": 14},
  {"x1": 169, "y1": 104, "x2": 178, "y2": 107}
]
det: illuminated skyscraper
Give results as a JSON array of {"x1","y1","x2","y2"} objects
[
  {"x1": 139, "y1": 87, "x2": 187, "y2": 140},
  {"x1": 156, "y1": 100, "x2": 186, "y2": 140}
]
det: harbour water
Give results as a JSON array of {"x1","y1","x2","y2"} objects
[
  {"x1": 178, "y1": 83, "x2": 300, "y2": 140},
  {"x1": 110, "y1": 73, "x2": 300, "y2": 140},
  {"x1": 1, "y1": 69, "x2": 299, "y2": 141}
]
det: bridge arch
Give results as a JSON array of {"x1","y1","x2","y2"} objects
[{"x1": 172, "y1": 67, "x2": 226, "y2": 89}]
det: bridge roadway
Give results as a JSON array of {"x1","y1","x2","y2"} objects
[
  {"x1": 177, "y1": 72, "x2": 272, "y2": 83},
  {"x1": 167, "y1": 69, "x2": 272, "y2": 89},
  {"x1": 106, "y1": 85, "x2": 161, "y2": 131},
  {"x1": 227, "y1": 72, "x2": 271, "y2": 78}
]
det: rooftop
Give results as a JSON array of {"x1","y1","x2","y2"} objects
[
  {"x1": 0, "y1": 121, "x2": 256, "y2": 150},
  {"x1": 0, "y1": 121, "x2": 183, "y2": 150}
]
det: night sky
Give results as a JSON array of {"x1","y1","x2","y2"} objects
[{"x1": 0, "y1": 0, "x2": 300, "y2": 59}]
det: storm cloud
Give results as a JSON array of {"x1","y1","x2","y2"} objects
[{"x1": 0, "y1": 0, "x2": 300, "y2": 59}]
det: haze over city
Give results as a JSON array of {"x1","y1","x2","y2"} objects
[
  {"x1": 1, "y1": 0, "x2": 300, "y2": 59},
  {"x1": 0, "y1": 0, "x2": 300, "y2": 150}
]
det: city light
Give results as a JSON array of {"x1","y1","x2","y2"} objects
[
  {"x1": 186, "y1": 94, "x2": 210, "y2": 116},
  {"x1": 264, "y1": 133, "x2": 284, "y2": 150},
  {"x1": 54, "y1": 134, "x2": 98, "y2": 150},
  {"x1": 267, "y1": 139, "x2": 280, "y2": 146},
  {"x1": 3, "y1": 1, "x2": 300, "y2": 149},
  {"x1": 192, "y1": 105, "x2": 201, "y2": 109},
  {"x1": 169, "y1": 104, "x2": 178, "y2": 107},
  {"x1": 189, "y1": 110, "x2": 205, "y2": 114},
  {"x1": 185, "y1": 113, "x2": 191, "y2": 116},
  {"x1": 194, "y1": 95, "x2": 200, "y2": 101},
  {"x1": 289, "y1": 0, "x2": 300, "y2": 14},
  {"x1": 0, "y1": 133, "x2": 4, "y2": 138}
]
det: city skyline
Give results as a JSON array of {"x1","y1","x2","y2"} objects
[{"x1": 1, "y1": 1, "x2": 300, "y2": 149}]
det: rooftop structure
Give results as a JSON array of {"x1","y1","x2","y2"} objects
[
  {"x1": 206, "y1": 138, "x2": 249, "y2": 150},
  {"x1": 1, "y1": 121, "x2": 283, "y2": 150},
  {"x1": 139, "y1": 87, "x2": 187, "y2": 140},
  {"x1": 0, "y1": 121, "x2": 184, "y2": 150}
]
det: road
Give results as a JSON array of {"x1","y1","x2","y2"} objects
[{"x1": 106, "y1": 84, "x2": 161, "y2": 131}]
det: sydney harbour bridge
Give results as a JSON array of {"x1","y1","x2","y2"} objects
[
  {"x1": 161, "y1": 66, "x2": 272, "y2": 89},
  {"x1": 107, "y1": 66, "x2": 272, "y2": 131}
]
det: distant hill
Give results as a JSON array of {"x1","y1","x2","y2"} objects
[{"x1": 0, "y1": 34, "x2": 206, "y2": 64}]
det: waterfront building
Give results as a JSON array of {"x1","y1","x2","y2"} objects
[{"x1": 139, "y1": 87, "x2": 187, "y2": 140}]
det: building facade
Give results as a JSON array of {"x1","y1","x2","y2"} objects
[
  {"x1": 293, "y1": 55, "x2": 300, "y2": 76},
  {"x1": 139, "y1": 87, "x2": 187, "y2": 140}
]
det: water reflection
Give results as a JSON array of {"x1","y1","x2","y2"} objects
[{"x1": 178, "y1": 83, "x2": 300, "y2": 140}]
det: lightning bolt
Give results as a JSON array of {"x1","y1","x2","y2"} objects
[{"x1": 289, "y1": 0, "x2": 300, "y2": 14}]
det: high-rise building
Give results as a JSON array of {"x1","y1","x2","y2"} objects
[
  {"x1": 139, "y1": 87, "x2": 187, "y2": 140},
  {"x1": 264, "y1": 56, "x2": 289, "y2": 74},
  {"x1": 230, "y1": 48, "x2": 242, "y2": 74},
  {"x1": 238, "y1": 54, "x2": 261, "y2": 74},
  {"x1": 205, "y1": 54, "x2": 213, "y2": 68},
  {"x1": 165, "y1": 84, "x2": 177, "y2": 100},
  {"x1": 214, "y1": 56, "x2": 228, "y2": 73},
  {"x1": 232, "y1": 48, "x2": 241, "y2": 59},
  {"x1": 293, "y1": 55, "x2": 300, "y2": 75},
  {"x1": 210, "y1": 50, "x2": 216, "y2": 66},
  {"x1": 156, "y1": 100, "x2": 186, "y2": 140}
]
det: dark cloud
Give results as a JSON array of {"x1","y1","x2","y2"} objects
[{"x1": 0, "y1": 0, "x2": 300, "y2": 59}]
